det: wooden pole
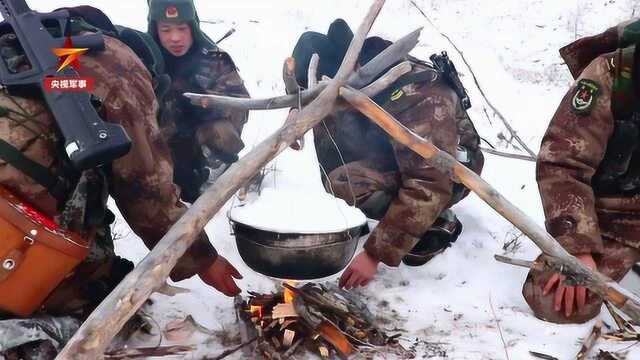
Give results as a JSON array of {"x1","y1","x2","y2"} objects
[
  {"x1": 183, "y1": 27, "x2": 421, "y2": 111},
  {"x1": 56, "y1": 1, "x2": 386, "y2": 358},
  {"x1": 339, "y1": 86, "x2": 640, "y2": 322},
  {"x1": 308, "y1": 53, "x2": 320, "y2": 89}
]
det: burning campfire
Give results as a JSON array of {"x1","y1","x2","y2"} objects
[{"x1": 235, "y1": 282, "x2": 413, "y2": 359}]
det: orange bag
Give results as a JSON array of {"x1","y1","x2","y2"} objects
[{"x1": 0, "y1": 186, "x2": 90, "y2": 317}]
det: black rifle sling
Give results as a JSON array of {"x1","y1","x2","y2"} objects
[{"x1": 0, "y1": 138, "x2": 67, "y2": 201}]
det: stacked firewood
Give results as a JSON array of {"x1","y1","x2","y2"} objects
[{"x1": 235, "y1": 282, "x2": 412, "y2": 359}]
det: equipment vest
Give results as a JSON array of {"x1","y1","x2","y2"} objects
[{"x1": 593, "y1": 45, "x2": 640, "y2": 194}]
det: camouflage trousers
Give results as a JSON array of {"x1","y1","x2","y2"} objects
[
  {"x1": 325, "y1": 159, "x2": 472, "y2": 221},
  {"x1": 0, "y1": 316, "x2": 80, "y2": 360},
  {"x1": 522, "y1": 237, "x2": 640, "y2": 324}
]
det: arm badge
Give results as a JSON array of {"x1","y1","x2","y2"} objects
[{"x1": 571, "y1": 79, "x2": 600, "y2": 115}]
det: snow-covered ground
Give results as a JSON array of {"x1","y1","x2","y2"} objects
[{"x1": 29, "y1": 0, "x2": 640, "y2": 358}]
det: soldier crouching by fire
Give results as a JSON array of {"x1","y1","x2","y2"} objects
[
  {"x1": 523, "y1": 19, "x2": 640, "y2": 323},
  {"x1": 289, "y1": 19, "x2": 484, "y2": 289},
  {"x1": 0, "y1": 6, "x2": 242, "y2": 359}
]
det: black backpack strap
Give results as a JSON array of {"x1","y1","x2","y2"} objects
[
  {"x1": 612, "y1": 45, "x2": 639, "y2": 120},
  {"x1": 0, "y1": 139, "x2": 68, "y2": 202},
  {"x1": 430, "y1": 51, "x2": 471, "y2": 110}
]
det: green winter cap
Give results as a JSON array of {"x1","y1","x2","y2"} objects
[
  {"x1": 148, "y1": 0, "x2": 197, "y2": 24},
  {"x1": 147, "y1": 0, "x2": 219, "y2": 53}
]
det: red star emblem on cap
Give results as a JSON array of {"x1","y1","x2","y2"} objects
[{"x1": 165, "y1": 5, "x2": 179, "y2": 18}]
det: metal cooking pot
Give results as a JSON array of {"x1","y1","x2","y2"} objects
[{"x1": 232, "y1": 221, "x2": 367, "y2": 280}]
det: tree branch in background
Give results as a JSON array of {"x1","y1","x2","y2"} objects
[
  {"x1": 481, "y1": 147, "x2": 536, "y2": 162},
  {"x1": 409, "y1": 0, "x2": 537, "y2": 158},
  {"x1": 184, "y1": 27, "x2": 421, "y2": 111},
  {"x1": 576, "y1": 320, "x2": 603, "y2": 360}
]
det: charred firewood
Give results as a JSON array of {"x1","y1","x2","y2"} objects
[
  {"x1": 596, "y1": 350, "x2": 624, "y2": 360},
  {"x1": 240, "y1": 282, "x2": 412, "y2": 359},
  {"x1": 528, "y1": 351, "x2": 559, "y2": 360}
]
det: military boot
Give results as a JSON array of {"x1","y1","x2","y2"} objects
[{"x1": 402, "y1": 209, "x2": 462, "y2": 267}]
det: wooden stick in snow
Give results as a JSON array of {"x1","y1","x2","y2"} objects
[
  {"x1": 56, "y1": 2, "x2": 386, "y2": 359},
  {"x1": 481, "y1": 147, "x2": 536, "y2": 162},
  {"x1": 529, "y1": 351, "x2": 559, "y2": 360},
  {"x1": 284, "y1": 57, "x2": 305, "y2": 150},
  {"x1": 205, "y1": 337, "x2": 258, "y2": 360},
  {"x1": 283, "y1": 57, "x2": 300, "y2": 95},
  {"x1": 183, "y1": 27, "x2": 421, "y2": 111},
  {"x1": 308, "y1": 53, "x2": 320, "y2": 89},
  {"x1": 489, "y1": 296, "x2": 511, "y2": 360},
  {"x1": 576, "y1": 320, "x2": 603, "y2": 360},
  {"x1": 104, "y1": 345, "x2": 193, "y2": 359},
  {"x1": 494, "y1": 255, "x2": 544, "y2": 272},
  {"x1": 360, "y1": 61, "x2": 412, "y2": 96},
  {"x1": 338, "y1": 86, "x2": 640, "y2": 323}
]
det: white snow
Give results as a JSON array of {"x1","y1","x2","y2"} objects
[
  {"x1": 228, "y1": 187, "x2": 366, "y2": 233},
  {"x1": 24, "y1": 0, "x2": 640, "y2": 359}
]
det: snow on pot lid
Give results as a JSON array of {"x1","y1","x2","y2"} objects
[{"x1": 229, "y1": 188, "x2": 367, "y2": 234}]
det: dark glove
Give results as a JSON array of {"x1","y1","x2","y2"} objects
[{"x1": 83, "y1": 256, "x2": 133, "y2": 307}]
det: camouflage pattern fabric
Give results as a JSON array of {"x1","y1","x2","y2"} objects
[
  {"x1": 316, "y1": 62, "x2": 484, "y2": 267},
  {"x1": 158, "y1": 48, "x2": 250, "y2": 202},
  {"x1": 0, "y1": 35, "x2": 217, "y2": 306},
  {"x1": 0, "y1": 316, "x2": 80, "y2": 359},
  {"x1": 524, "y1": 51, "x2": 640, "y2": 323}
]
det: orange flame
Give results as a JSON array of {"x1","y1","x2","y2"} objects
[
  {"x1": 283, "y1": 280, "x2": 297, "y2": 304},
  {"x1": 250, "y1": 305, "x2": 263, "y2": 318}
]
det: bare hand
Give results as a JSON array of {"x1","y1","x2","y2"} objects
[
  {"x1": 542, "y1": 253, "x2": 597, "y2": 318},
  {"x1": 198, "y1": 256, "x2": 243, "y2": 297},
  {"x1": 339, "y1": 251, "x2": 380, "y2": 289}
]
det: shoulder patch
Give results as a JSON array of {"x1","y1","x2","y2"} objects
[
  {"x1": 571, "y1": 79, "x2": 600, "y2": 115},
  {"x1": 390, "y1": 89, "x2": 404, "y2": 101}
]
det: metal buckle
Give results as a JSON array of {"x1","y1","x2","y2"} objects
[
  {"x1": 2, "y1": 258, "x2": 15, "y2": 271},
  {"x1": 24, "y1": 229, "x2": 37, "y2": 245}
]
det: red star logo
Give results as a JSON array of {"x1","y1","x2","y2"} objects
[
  {"x1": 51, "y1": 37, "x2": 88, "y2": 73},
  {"x1": 166, "y1": 5, "x2": 179, "y2": 18}
]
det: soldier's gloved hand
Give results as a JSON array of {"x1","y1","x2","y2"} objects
[
  {"x1": 339, "y1": 250, "x2": 380, "y2": 289},
  {"x1": 198, "y1": 256, "x2": 243, "y2": 297},
  {"x1": 542, "y1": 253, "x2": 597, "y2": 318}
]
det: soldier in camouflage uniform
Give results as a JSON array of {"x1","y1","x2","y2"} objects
[
  {"x1": 523, "y1": 20, "x2": 640, "y2": 324},
  {"x1": 147, "y1": 0, "x2": 250, "y2": 203},
  {"x1": 0, "y1": 13, "x2": 242, "y2": 358},
  {"x1": 291, "y1": 20, "x2": 484, "y2": 289}
]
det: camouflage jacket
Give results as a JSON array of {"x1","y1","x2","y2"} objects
[
  {"x1": 160, "y1": 47, "x2": 250, "y2": 160},
  {"x1": 0, "y1": 35, "x2": 217, "y2": 280},
  {"x1": 315, "y1": 62, "x2": 480, "y2": 266},
  {"x1": 537, "y1": 51, "x2": 640, "y2": 255}
]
